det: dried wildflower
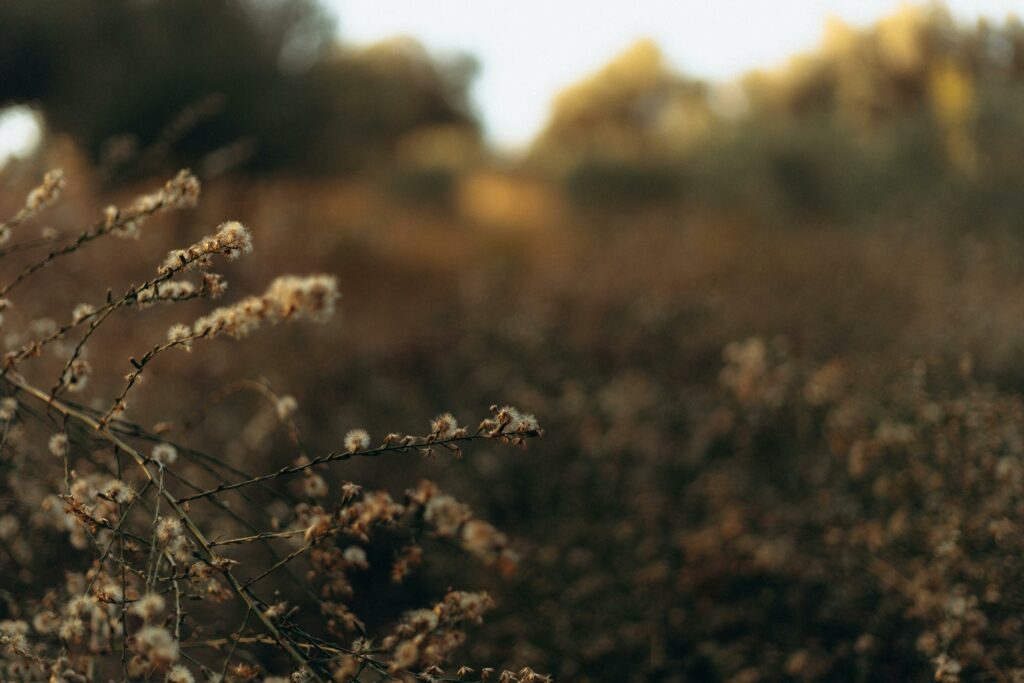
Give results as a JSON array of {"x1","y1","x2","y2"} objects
[
  {"x1": 188, "y1": 274, "x2": 339, "y2": 341},
  {"x1": 110, "y1": 171, "x2": 200, "y2": 240},
  {"x1": 446, "y1": 590, "x2": 494, "y2": 622},
  {"x1": 933, "y1": 653, "x2": 962, "y2": 681},
  {"x1": 63, "y1": 358, "x2": 91, "y2": 393},
  {"x1": 228, "y1": 663, "x2": 259, "y2": 681},
  {"x1": 261, "y1": 274, "x2": 339, "y2": 322},
  {"x1": 167, "y1": 665, "x2": 195, "y2": 683},
  {"x1": 344, "y1": 428, "x2": 371, "y2": 454},
  {"x1": 341, "y1": 491, "x2": 404, "y2": 536},
  {"x1": 343, "y1": 545, "x2": 369, "y2": 569},
  {"x1": 70, "y1": 303, "x2": 95, "y2": 324},
  {"x1": 103, "y1": 205, "x2": 119, "y2": 228},
  {"x1": 58, "y1": 616, "x2": 85, "y2": 641},
  {"x1": 151, "y1": 443, "x2": 178, "y2": 466},
  {"x1": 95, "y1": 578, "x2": 125, "y2": 605},
  {"x1": 131, "y1": 170, "x2": 200, "y2": 213},
  {"x1": 304, "y1": 513, "x2": 333, "y2": 543},
  {"x1": 0, "y1": 396, "x2": 17, "y2": 421},
  {"x1": 461, "y1": 519, "x2": 510, "y2": 562},
  {"x1": 159, "y1": 221, "x2": 253, "y2": 274},
  {"x1": 167, "y1": 323, "x2": 193, "y2": 351},
  {"x1": 0, "y1": 514, "x2": 18, "y2": 540},
  {"x1": 333, "y1": 656, "x2": 360, "y2": 682},
  {"x1": 263, "y1": 601, "x2": 289, "y2": 620},
  {"x1": 510, "y1": 412, "x2": 540, "y2": 434},
  {"x1": 391, "y1": 640, "x2": 419, "y2": 671},
  {"x1": 109, "y1": 397, "x2": 128, "y2": 419},
  {"x1": 31, "y1": 611, "x2": 58, "y2": 635},
  {"x1": 391, "y1": 545, "x2": 422, "y2": 583},
  {"x1": 139, "y1": 281, "x2": 196, "y2": 308},
  {"x1": 340, "y1": 481, "x2": 363, "y2": 500},
  {"x1": 407, "y1": 479, "x2": 440, "y2": 506},
  {"x1": 303, "y1": 473, "x2": 328, "y2": 498},
  {"x1": 0, "y1": 170, "x2": 552, "y2": 682},
  {"x1": 156, "y1": 517, "x2": 183, "y2": 545},
  {"x1": 130, "y1": 593, "x2": 165, "y2": 621},
  {"x1": 276, "y1": 395, "x2": 298, "y2": 420},
  {"x1": 431, "y1": 412, "x2": 460, "y2": 439},
  {"x1": 134, "y1": 625, "x2": 179, "y2": 668},
  {"x1": 203, "y1": 272, "x2": 228, "y2": 298},
  {"x1": 424, "y1": 495, "x2": 472, "y2": 537},
  {"x1": 112, "y1": 219, "x2": 142, "y2": 239},
  {"x1": 25, "y1": 169, "x2": 65, "y2": 211},
  {"x1": 208, "y1": 555, "x2": 240, "y2": 572},
  {"x1": 48, "y1": 433, "x2": 68, "y2": 458},
  {"x1": 162, "y1": 170, "x2": 201, "y2": 209},
  {"x1": 101, "y1": 479, "x2": 136, "y2": 505}
]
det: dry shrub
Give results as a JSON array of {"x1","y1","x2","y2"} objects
[
  {"x1": 6, "y1": 156, "x2": 1024, "y2": 683},
  {"x1": 0, "y1": 170, "x2": 547, "y2": 683}
]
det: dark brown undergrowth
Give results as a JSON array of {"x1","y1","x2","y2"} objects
[
  {"x1": 4, "y1": 154, "x2": 1024, "y2": 683},
  {"x1": 0, "y1": 169, "x2": 546, "y2": 683}
]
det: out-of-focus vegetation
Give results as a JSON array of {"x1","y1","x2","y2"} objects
[
  {"x1": 0, "y1": 0, "x2": 480, "y2": 177},
  {"x1": 531, "y1": 5, "x2": 1024, "y2": 229},
  {"x1": 5, "y1": 3, "x2": 1024, "y2": 682}
]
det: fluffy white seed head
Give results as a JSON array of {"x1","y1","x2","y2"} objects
[{"x1": 344, "y1": 429, "x2": 371, "y2": 454}]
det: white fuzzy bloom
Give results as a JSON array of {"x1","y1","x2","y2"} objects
[
  {"x1": 64, "y1": 359, "x2": 91, "y2": 393},
  {"x1": 431, "y1": 412, "x2": 459, "y2": 439},
  {"x1": 152, "y1": 443, "x2": 178, "y2": 466},
  {"x1": 0, "y1": 397, "x2": 17, "y2": 421},
  {"x1": 167, "y1": 665, "x2": 195, "y2": 683},
  {"x1": 110, "y1": 171, "x2": 200, "y2": 240},
  {"x1": 342, "y1": 546, "x2": 368, "y2": 569},
  {"x1": 167, "y1": 323, "x2": 193, "y2": 352},
  {"x1": 48, "y1": 433, "x2": 68, "y2": 458},
  {"x1": 159, "y1": 221, "x2": 253, "y2": 274},
  {"x1": 71, "y1": 303, "x2": 95, "y2": 324},
  {"x1": 276, "y1": 395, "x2": 298, "y2": 420},
  {"x1": 344, "y1": 429, "x2": 371, "y2": 454},
  {"x1": 25, "y1": 169, "x2": 65, "y2": 211},
  {"x1": 130, "y1": 593, "x2": 165, "y2": 621},
  {"x1": 138, "y1": 281, "x2": 196, "y2": 308},
  {"x1": 135, "y1": 625, "x2": 179, "y2": 666},
  {"x1": 303, "y1": 474, "x2": 328, "y2": 498},
  {"x1": 188, "y1": 274, "x2": 339, "y2": 341},
  {"x1": 102, "y1": 479, "x2": 136, "y2": 505},
  {"x1": 156, "y1": 517, "x2": 183, "y2": 545}
]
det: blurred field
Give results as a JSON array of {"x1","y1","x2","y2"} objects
[{"x1": 5, "y1": 3, "x2": 1024, "y2": 682}]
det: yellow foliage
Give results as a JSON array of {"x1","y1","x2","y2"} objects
[
  {"x1": 547, "y1": 39, "x2": 665, "y2": 126},
  {"x1": 929, "y1": 59, "x2": 977, "y2": 171},
  {"x1": 457, "y1": 171, "x2": 564, "y2": 231}
]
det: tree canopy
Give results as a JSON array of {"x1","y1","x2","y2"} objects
[{"x1": 0, "y1": 0, "x2": 480, "y2": 176}]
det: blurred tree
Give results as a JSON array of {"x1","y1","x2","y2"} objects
[
  {"x1": 0, "y1": 0, "x2": 480, "y2": 177},
  {"x1": 529, "y1": 6, "x2": 1024, "y2": 220},
  {"x1": 531, "y1": 40, "x2": 713, "y2": 171},
  {"x1": 528, "y1": 40, "x2": 711, "y2": 207},
  {"x1": 743, "y1": 6, "x2": 966, "y2": 125}
]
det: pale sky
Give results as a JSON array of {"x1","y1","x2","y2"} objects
[
  {"x1": 1, "y1": 1, "x2": 1021, "y2": 164},
  {"x1": 326, "y1": 0, "x2": 1022, "y2": 150}
]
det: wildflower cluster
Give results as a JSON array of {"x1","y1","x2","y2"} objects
[
  {"x1": 187, "y1": 274, "x2": 338, "y2": 341},
  {"x1": 0, "y1": 169, "x2": 65, "y2": 244},
  {"x1": 0, "y1": 170, "x2": 546, "y2": 683},
  {"x1": 159, "y1": 220, "x2": 253, "y2": 274}
]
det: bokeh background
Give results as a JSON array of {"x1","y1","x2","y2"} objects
[{"x1": 5, "y1": 1, "x2": 1024, "y2": 681}]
